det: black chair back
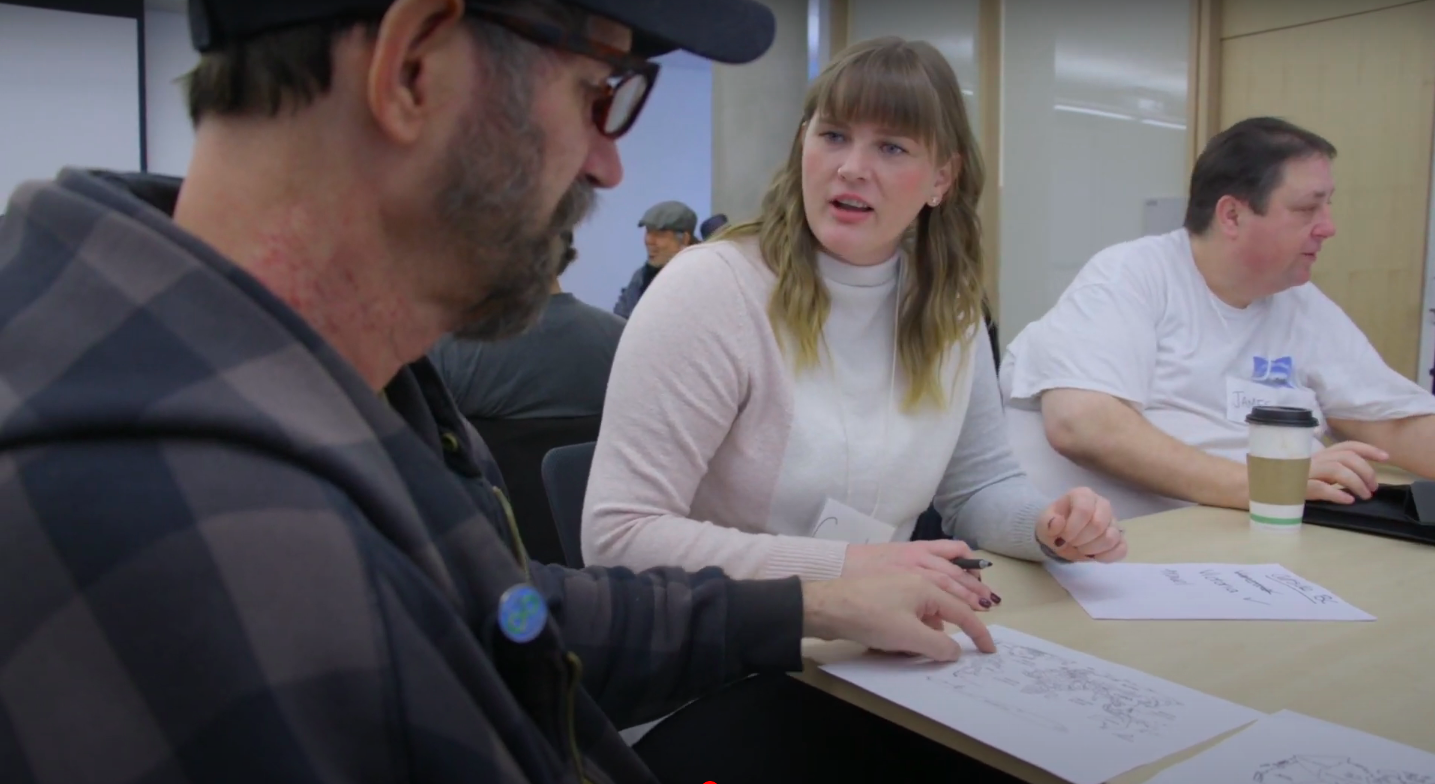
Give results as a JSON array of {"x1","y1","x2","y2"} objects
[
  {"x1": 468, "y1": 417, "x2": 600, "y2": 566},
  {"x1": 541, "y1": 442, "x2": 597, "y2": 569}
]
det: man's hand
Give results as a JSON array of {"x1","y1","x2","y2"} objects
[
  {"x1": 843, "y1": 540, "x2": 997, "y2": 610},
  {"x1": 1306, "y1": 441, "x2": 1387, "y2": 504},
  {"x1": 802, "y1": 574, "x2": 996, "y2": 662},
  {"x1": 1037, "y1": 487, "x2": 1127, "y2": 562}
]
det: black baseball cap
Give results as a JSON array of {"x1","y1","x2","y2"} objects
[{"x1": 188, "y1": 0, "x2": 776, "y2": 64}]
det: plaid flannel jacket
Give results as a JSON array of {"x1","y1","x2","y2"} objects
[{"x1": 0, "y1": 170, "x2": 803, "y2": 784}]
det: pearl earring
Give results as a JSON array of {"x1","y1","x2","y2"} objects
[{"x1": 929, "y1": 196, "x2": 941, "y2": 207}]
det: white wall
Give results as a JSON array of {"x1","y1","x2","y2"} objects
[
  {"x1": 0, "y1": 3, "x2": 140, "y2": 199},
  {"x1": 998, "y1": 0, "x2": 1190, "y2": 348},
  {"x1": 144, "y1": 8, "x2": 198, "y2": 176},
  {"x1": 566, "y1": 51, "x2": 713, "y2": 311},
  {"x1": 711, "y1": 0, "x2": 808, "y2": 224},
  {"x1": 847, "y1": 0, "x2": 981, "y2": 139}
]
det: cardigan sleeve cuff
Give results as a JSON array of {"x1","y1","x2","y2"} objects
[{"x1": 760, "y1": 536, "x2": 849, "y2": 581}]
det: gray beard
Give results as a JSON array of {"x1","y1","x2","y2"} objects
[{"x1": 439, "y1": 82, "x2": 597, "y2": 343}]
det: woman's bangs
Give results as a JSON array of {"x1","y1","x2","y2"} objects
[{"x1": 813, "y1": 49, "x2": 943, "y2": 150}]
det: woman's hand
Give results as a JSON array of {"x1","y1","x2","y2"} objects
[
  {"x1": 842, "y1": 540, "x2": 999, "y2": 611},
  {"x1": 1037, "y1": 487, "x2": 1127, "y2": 563}
]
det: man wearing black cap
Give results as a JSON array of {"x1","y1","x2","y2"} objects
[{"x1": 0, "y1": 2, "x2": 1002, "y2": 784}]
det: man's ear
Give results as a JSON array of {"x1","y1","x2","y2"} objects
[
  {"x1": 365, "y1": 0, "x2": 469, "y2": 146},
  {"x1": 1212, "y1": 194, "x2": 1246, "y2": 238}
]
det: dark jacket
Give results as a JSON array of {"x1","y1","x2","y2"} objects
[
  {"x1": 613, "y1": 263, "x2": 660, "y2": 319},
  {"x1": 0, "y1": 170, "x2": 802, "y2": 784}
]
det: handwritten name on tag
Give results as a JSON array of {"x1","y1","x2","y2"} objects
[
  {"x1": 812, "y1": 498, "x2": 898, "y2": 545},
  {"x1": 1224, "y1": 377, "x2": 1318, "y2": 425}
]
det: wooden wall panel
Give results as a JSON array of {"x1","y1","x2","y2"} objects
[
  {"x1": 1188, "y1": 0, "x2": 1223, "y2": 174},
  {"x1": 1222, "y1": 0, "x2": 1418, "y2": 38}
]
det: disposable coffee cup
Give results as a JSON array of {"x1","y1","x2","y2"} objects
[{"x1": 1245, "y1": 405, "x2": 1319, "y2": 531}]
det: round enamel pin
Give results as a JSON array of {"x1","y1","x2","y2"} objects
[{"x1": 498, "y1": 584, "x2": 547, "y2": 643}]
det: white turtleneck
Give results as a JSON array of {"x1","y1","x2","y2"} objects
[
  {"x1": 583, "y1": 236, "x2": 1050, "y2": 581},
  {"x1": 772, "y1": 250, "x2": 905, "y2": 531}
]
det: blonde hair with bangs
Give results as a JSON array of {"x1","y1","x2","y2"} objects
[{"x1": 724, "y1": 37, "x2": 986, "y2": 411}]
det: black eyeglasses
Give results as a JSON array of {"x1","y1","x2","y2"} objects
[{"x1": 467, "y1": 6, "x2": 661, "y2": 139}]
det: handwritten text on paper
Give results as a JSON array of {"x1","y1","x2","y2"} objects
[{"x1": 1045, "y1": 563, "x2": 1373, "y2": 621}]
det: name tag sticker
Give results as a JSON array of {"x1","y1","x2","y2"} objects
[
  {"x1": 812, "y1": 498, "x2": 898, "y2": 545},
  {"x1": 1225, "y1": 376, "x2": 1319, "y2": 425}
]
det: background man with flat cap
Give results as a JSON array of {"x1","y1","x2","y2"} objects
[
  {"x1": 614, "y1": 199, "x2": 696, "y2": 318},
  {"x1": 0, "y1": 1, "x2": 1011, "y2": 783}
]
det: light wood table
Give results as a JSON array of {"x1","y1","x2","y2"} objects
[
  {"x1": 798, "y1": 505, "x2": 1435, "y2": 783},
  {"x1": 1377, "y1": 464, "x2": 1417, "y2": 485}
]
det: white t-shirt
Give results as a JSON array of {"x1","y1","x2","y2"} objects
[{"x1": 1000, "y1": 229, "x2": 1435, "y2": 517}]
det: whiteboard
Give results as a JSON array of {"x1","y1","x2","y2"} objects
[
  {"x1": 997, "y1": 0, "x2": 1191, "y2": 348},
  {"x1": 1143, "y1": 196, "x2": 1187, "y2": 236}
]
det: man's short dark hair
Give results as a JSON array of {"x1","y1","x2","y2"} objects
[
  {"x1": 1184, "y1": 117, "x2": 1336, "y2": 235},
  {"x1": 184, "y1": 1, "x2": 580, "y2": 125},
  {"x1": 185, "y1": 18, "x2": 379, "y2": 125}
]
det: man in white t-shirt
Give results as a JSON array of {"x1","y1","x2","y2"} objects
[{"x1": 1000, "y1": 117, "x2": 1435, "y2": 520}]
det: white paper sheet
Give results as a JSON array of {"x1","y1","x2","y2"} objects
[
  {"x1": 1046, "y1": 562, "x2": 1375, "y2": 621},
  {"x1": 811, "y1": 497, "x2": 898, "y2": 545},
  {"x1": 1146, "y1": 710, "x2": 1435, "y2": 783},
  {"x1": 820, "y1": 626, "x2": 1262, "y2": 784}
]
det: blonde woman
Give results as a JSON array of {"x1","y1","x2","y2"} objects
[{"x1": 582, "y1": 38, "x2": 1128, "y2": 614}]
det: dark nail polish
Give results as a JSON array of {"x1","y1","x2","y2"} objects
[
  {"x1": 979, "y1": 599, "x2": 993, "y2": 609},
  {"x1": 1054, "y1": 538, "x2": 1066, "y2": 547},
  {"x1": 990, "y1": 594, "x2": 1002, "y2": 605}
]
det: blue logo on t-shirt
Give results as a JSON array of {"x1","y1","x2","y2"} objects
[{"x1": 1252, "y1": 356, "x2": 1294, "y2": 388}]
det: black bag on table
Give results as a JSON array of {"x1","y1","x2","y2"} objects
[{"x1": 1303, "y1": 480, "x2": 1435, "y2": 545}]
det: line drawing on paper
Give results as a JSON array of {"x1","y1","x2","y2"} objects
[
  {"x1": 1252, "y1": 755, "x2": 1435, "y2": 784},
  {"x1": 951, "y1": 690, "x2": 1070, "y2": 733},
  {"x1": 812, "y1": 516, "x2": 838, "y2": 538},
  {"x1": 925, "y1": 644, "x2": 1181, "y2": 742}
]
